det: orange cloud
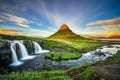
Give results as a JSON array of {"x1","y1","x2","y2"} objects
[
  {"x1": 102, "y1": 24, "x2": 120, "y2": 30},
  {"x1": 108, "y1": 30, "x2": 120, "y2": 36},
  {"x1": 86, "y1": 17, "x2": 120, "y2": 37},
  {"x1": 87, "y1": 17, "x2": 120, "y2": 26},
  {"x1": 0, "y1": 28, "x2": 22, "y2": 35}
]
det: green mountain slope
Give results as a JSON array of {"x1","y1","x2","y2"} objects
[{"x1": 46, "y1": 24, "x2": 86, "y2": 40}]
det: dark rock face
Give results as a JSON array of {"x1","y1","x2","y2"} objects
[
  {"x1": 0, "y1": 42, "x2": 11, "y2": 66},
  {"x1": 0, "y1": 40, "x2": 35, "y2": 67},
  {"x1": 23, "y1": 40, "x2": 35, "y2": 55},
  {"x1": 0, "y1": 41, "x2": 10, "y2": 50}
]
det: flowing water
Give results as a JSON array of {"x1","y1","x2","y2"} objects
[
  {"x1": 9, "y1": 44, "x2": 120, "y2": 71},
  {"x1": 33, "y1": 41, "x2": 49, "y2": 54},
  {"x1": 10, "y1": 42, "x2": 23, "y2": 66},
  {"x1": 17, "y1": 41, "x2": 35, "y2": 60},
  {"x1": 9, "y1": 40, "x2": 49, "y2": 67}
]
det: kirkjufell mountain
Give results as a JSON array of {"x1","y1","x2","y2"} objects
[{"x1": 47, "y1": 24, "x2": 86, "y2": 40}]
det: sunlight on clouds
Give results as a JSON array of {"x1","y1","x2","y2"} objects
[
  {"x1": 0, "y1": 28, "x2": 21, "y2": 35},
  {"x1": 87, "y1": 17, "x2": 120, "y2": 26},
  {"x1": 3, "y1": 13, "x2": 30, "y2": 24},
  {"x1": 38, "y1": 1, "x2": 82, "y2": 34},
  {"x1": 17, "y1": 23, "x2": 30, "y2": 28},
  {"x1": 0, "y1": 20, "x2": 4, "y2": 22},
  {"x1": 86, "y1": 17, "x2": 120, "y2": 36},
  {"x1": 25, "y1": 28, "x2": 53, "y2": 37},
  {"x1": 0, "y1": 13, "x2": 32, "y2": 28}
]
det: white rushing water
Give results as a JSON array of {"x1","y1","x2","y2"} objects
[
  {"x1": 51, "y1": 44, "x2": 120, "y2": 67},
  {"x1": 10, "y1": 43, "x2": 23, "y2": 66},
  {"x1": 9, "y1": 40, "x2": 49, "y2": 66},
  {"x1": 33, "y1": 41, "x2": 49, "y2": 54},
  {"x1": 10, "y1": 41, "x2": 35, "y2": 66},
  {"x1": 17, "y1": 41, "x2": 35, "y2": 60}
]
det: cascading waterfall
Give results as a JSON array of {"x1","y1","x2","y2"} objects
[
  {"x1": 10, "y1": 41, "x2": 35, "y2": 66},
  {"x1": 33, "y1": 41, "x2": 49, "y2": 54},
  {"x1": 33, "y1": 41, "x2": 42, "y2": 53},
  {"x1": 9, "y1": 40, "x2": 49, "y2": 66},
  {"x1": 10, "y1": 43, "x2": 23, "y2": 66},
  {"x1": 17, "y1": 41, "x2": 35, "y2": 60}
]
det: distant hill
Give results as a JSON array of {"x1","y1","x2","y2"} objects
[
  {"x1": 46, "y1": 24, "x2": 86, "y2": 40},
  {"x1": 107, "y1": 35, "x2": 120, "y2": 39}
]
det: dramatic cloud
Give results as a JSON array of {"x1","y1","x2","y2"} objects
[
  {"x1": 86, "y1": 17, "x2": 120, "y2": 36},
  {"x1": 24, "y1": 28, "x2": 53, "y2": 37},
  {"x1": 0, "y1": 28, "x2": 22, "y2": 35},
  {"x1": 38, "y1": 1, "x2": 82, "y2": 34},
  {"x1": 17, "y1": 23, "x2": 30, "y2": 28},
  {"x1": 0, "y1": 0, "x2": 120, "y2": 37},
  {"x1": 0, "y1": 13, "x2": 31, "y2": 28},
  {"x1": 3, "y1": 13, "x2": 30, "y2": 24},
  {"x1": 0, "y1": 20, "x2": 4, "y2": 22},
  {"x1": 102, "y1": 24, "x2": 120, "y2": 31},
  {"x1": 87, "y1": 17, "x2": 120, "y2": 26}
]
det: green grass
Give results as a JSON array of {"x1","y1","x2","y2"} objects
[
  {"x1": 0, "y1": 36, "x2": 4, "y2": 42},
  {"x1": 46, "y1": 52, "x2": 82, "y2": 60},
  {"x1": 77, "y1": 67, "x2": 102, "y2": 80},
  {"x1": 0, "y1": 70, "x2": 72, "y2": 80},
  {"x1": 40, "y1": 40, "x2": 81, "y2": 53},
  {"x1": 68, "y1": 39, "x2": 108, "y2": 52},
  {"x1": 0, "y1": 34, "x2": 42, "y2": 41},
  {"x1": 105, "y1": 50, "x2": 120, "y2": 63},
  {"x1": 44, "y1": 39, "x2": 108, "y2": 53},
  {"x1": 65, "y1": 62, "x2": 93, "y2": 77}
]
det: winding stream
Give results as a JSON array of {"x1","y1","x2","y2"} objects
[{"x1": 9, "y1": 44, "x2": 120, "y2": 71}]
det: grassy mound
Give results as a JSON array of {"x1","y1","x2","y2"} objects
[{"x1": 45, "y1": 52, "x2": 82, "y2": 60}]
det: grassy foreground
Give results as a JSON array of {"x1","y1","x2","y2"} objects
[{"x1": 1, "y1": 50, "x2": 120, "y2": 80}]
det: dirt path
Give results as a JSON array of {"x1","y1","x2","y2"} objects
[{"x1": 95, "y1": 63, "x2": 120, "y2": 80}]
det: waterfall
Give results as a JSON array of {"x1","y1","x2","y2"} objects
[
  {"x1": 33, "y1": 41, "x2": 49, "y2": 54},
  {"x1": 17, "y1": 41, "x2": 35, "y2": 60},
  {"x1": 9, "y1": 40, "x2": 49, "y2": 66},
  {"x1": 10, "y1": 43, "x2": 23, "y2": 66},
  {"x1": 33, "y1": 41, "x2": 42, "y2": 53}
]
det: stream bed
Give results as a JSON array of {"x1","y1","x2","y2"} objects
[{"x1": 9, "y1": 44, "x2": 120, "y2": 71}]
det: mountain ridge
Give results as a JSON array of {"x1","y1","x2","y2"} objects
[{"x1": 46, "y1": 24, "x2": 86, "y2": 40}]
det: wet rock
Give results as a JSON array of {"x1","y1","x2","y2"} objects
[{"x1": 43, "y1": 64, "x2": 53, "y2": 71}]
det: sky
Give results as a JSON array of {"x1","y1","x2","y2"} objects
[{"x1": 0, "y1": 0, "x2": 120, "y2": 37}]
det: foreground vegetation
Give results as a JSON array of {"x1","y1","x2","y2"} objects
[
  {"x1": 1, "y1": 50, "x2": 120, "y2": 80},
  {"x1": 45, "y1": 52, "x2": 82, "y2": 60},
  {"x1": 40, "y1": 39, "x2": 108, "y2": 60},
  {"x1": 0, "y1": 34, "x2": 41, "y2": 41}
]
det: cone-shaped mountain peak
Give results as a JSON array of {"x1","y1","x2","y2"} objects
[
  {"x1": 46, "y1": 24, "x2": 86, "y2": 40},
  {"x1": 59, "y1": 24, "x2": 69, "y2": 31}
]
